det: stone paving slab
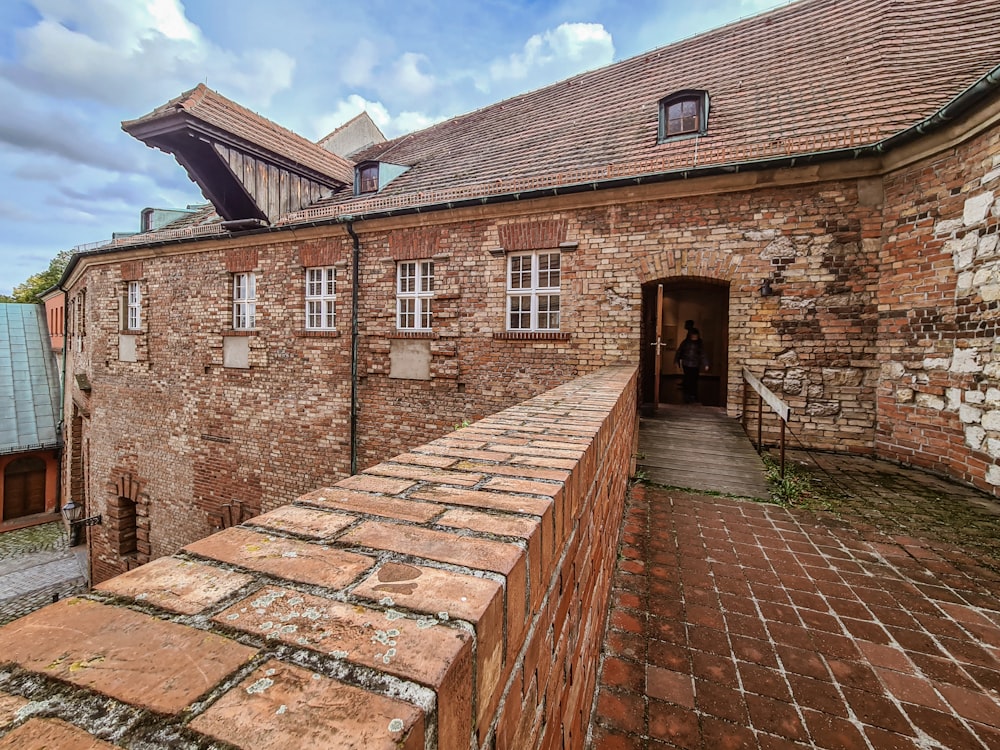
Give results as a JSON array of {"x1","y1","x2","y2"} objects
[{"x1": 590, "y1": 484, "x2": 1000, "y2": 749}]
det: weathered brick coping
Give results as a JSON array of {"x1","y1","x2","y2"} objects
[{"x1": 0, "y1": 365, "x2": 637, "y2": 749}]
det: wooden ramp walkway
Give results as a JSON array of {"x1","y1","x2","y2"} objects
[{"x1": 637, "y1": 404, "x2": 772, "y2": 499}]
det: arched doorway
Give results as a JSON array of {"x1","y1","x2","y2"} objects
[
  {"x1": 641, "y1": 279, "x2": 730, "y2": 408},
  {"x1": 3, "y1": 456, "x2": 47, "y2": 521}
]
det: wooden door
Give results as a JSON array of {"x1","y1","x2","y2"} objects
[{"x1": 3, "y1": 457, "x2": 47, "y2": 520}]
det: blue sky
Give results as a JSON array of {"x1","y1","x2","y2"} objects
[{"x1": 0, "y1": 0, "x2": 782, "y2": 295}]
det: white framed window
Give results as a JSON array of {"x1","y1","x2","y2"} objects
[
  {"x1": 396, "y1": 261, "x2": 434, "y2": 330},
  {"x1": 126, "y1": 281, "x2": 141, "y2": 330},
  {"x1": 232, "y1": 272, "x2": 256, "y2": 330},
  {"x1": 507, "y1": 251, "x2": 561, "y2": 331},
  {"x1": 305, "y1": 267, "x2": 336, "y2": 330}
]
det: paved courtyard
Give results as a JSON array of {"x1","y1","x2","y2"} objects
[
  {"x1": 0, "y1": 522, "x2": 87, "y2": 626},
  {"x1": 590, "y1": 453, "x2": 1000, "y2": 749}
]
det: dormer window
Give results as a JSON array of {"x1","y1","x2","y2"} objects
[
  {"x1": 357, "y1": 163, "x2": 378, "y2": 194},
  {"x1": 658, "y1": 90, "x2": 709, "y2": 142}
]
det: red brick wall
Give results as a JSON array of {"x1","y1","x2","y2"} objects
[
  {"x1": 1, "y1": 366, "x2": 638, "y2": 749},
  {"x1": 877, "y1": 124, "x2": 1000, "y2": 491}
]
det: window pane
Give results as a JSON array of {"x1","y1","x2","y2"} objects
[
  {"x1": 398, "y1": 298, "x2": 416, "y2": 329},
  {"x1": 421, "y1": 262, "x2": 434, "y2": 293},
  {"x1": 398, "y1": 262, "x2": 416, "y2": 293}
]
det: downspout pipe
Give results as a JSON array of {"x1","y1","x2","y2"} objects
[
  {"x1": 55, "y1": 283, "x2": 69, "y2": 515},
  {"x1": 345, "y1": 221, "x2": 361, "y2": 476}
]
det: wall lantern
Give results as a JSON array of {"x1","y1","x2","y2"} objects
[
  {"x1": 759, "y1": 277, "x2": 775, "y2": 297},
  {"x1": 61, "y1": 499, "x2": 102, "y2": 547}
]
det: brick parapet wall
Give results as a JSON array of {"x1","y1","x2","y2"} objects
[{"x1": 0, "y1": 365, "x2": 638, "y2": 749}]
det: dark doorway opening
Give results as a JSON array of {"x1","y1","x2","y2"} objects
[{"x1": 641, "y1": 279, "x2": 730, "y2": 409}]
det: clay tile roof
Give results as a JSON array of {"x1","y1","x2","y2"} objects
[
  {"x1": 123, "y1": 84, "x2": 355, "y2": 185},
  {"x1": 304, "y1": 0, "x2": 999, "y2": 216},
  {"x1": 0, "y1": 304, "x2": 61, "y2": 455}
]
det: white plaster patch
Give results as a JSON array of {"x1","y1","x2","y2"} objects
[
  {"x1": 965, "y1": 390, "x2": 985, "y2": 405},
  {"x1": 951, "y1": 348, "x2": 982, "y2": 374},
  {"x1": 986, "y1": 388, "x2": 1000, "y2": 406},
  {"x1": 915, "y1": 393, "x2": 945, "y2": 411},
  {"x1": 982, "y1": 410, "x2": 1000, "y2": 431},
  {"x1": 986, "y1": 464, "x2": 1000, "y2": 486},
  {"x1": 964, "y1": 190, "x2": 994, "y2": 226},
  {"x1": 985, "y1": 363, "x2": 1000, "y2": 379},
  {"x1": 983, "y1": 167, "x2": 1000, "y2": 186}
]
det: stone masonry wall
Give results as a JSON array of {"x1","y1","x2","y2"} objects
[
  {"x1": 0, "y1": 365, "x2": 637, "y2": 750},
  {"x1": 877, "y1": 123, "x2": 1000, "y2": 492}
]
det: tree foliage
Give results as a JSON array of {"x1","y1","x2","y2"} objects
[{"x1": 2, "y1": 249, "x2": 73, "y2": 304}]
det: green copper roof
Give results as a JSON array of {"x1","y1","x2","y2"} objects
[{"x1": 0, "y1": 304, "x2": 61, "y2": 455}]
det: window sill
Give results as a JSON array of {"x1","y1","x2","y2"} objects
[
  {"x1": 298, "y1": 330, "x2": 340, "y2": 338},
  {"x1": 390, "y1": 331, "x2": 437, "y2": 339},
  {"x1": 494, "y1": 331, "x2": 570, "y2": 341}
]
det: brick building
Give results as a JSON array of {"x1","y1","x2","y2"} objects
[{"x1": 56, "y1": 0, "x2": 1000, "y2": 582}]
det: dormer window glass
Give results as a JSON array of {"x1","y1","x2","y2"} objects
[
  {"x1": 658, "y1": 90, "x2": 709, "y2": 142},
  {"x1": 358, "y1": 163, "x2": 378, "y2": 194}
]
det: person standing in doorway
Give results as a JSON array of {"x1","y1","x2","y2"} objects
[{"x1": 674, "y1": 328, "x2": 710, "y2": 403}]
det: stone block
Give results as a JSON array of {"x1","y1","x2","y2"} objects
[
  {"x1": 986, "y1": 437, "x2": 1000, "y2": 459},
  {"x1": 951, "y1": 348, "x2": 982, "y2": 374},
  {"x1": 964, "y1": 191, "x2": 994, "y2": 226},
  {"x1": 948, "y1": 233, "x2": 977, "y2": 271},
  {"x1": 959, "y1": 404, "x2": 983, "y2": 424},
  {"x1": 805, "y1": 400, "x2": 840, "y2": 417},
  {"x1": 0, "y1": 718, "x2": 117, "y2": 749},
  {"x1": 184, "y1": 527, "x2": 374, "y2": 588},
  {"x1": 189, "y1": 660, "x2": 425, "y2": 750},
  {"x1": 981, "y1": 410, "x2": 1000, "y2": 431},
  {"x1": 0, "y1": 598, "x2": 256, "y2": 714},
  {"x1": 965, "y1": 426, "x2": 985, "y2": 451},
  {"x1": 94, "y1": 556, "x2": 253, "y2": 614},
  {"x1": 915, "y1": 393, "x2": 945, "y2": 411}
]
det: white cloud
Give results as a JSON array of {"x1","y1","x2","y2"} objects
[
  {"x1": 313, "y1": 94, "x2": 440, "y2": 141},
  {"x1": 489, "y1": 22, "x2": 614, "y2": 84},
  {"x1": 342, "y1": 38, "x2": 379, "y2": 88},
  {"x1": 391, "y1": 52, "x2": 437, "y2": 98},
  {"x1": 5, "y1": 0, "x2": 295, "y2": 109}
]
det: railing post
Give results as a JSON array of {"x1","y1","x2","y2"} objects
[
  {"x1": 756, "y1": 391, "x2": 763, "y2": 453},
  {"x1": 741, "y1": 375, "x2": 748, "y2": 435},
  {"x1": 780, "y1": 418, "x2": 786, "y2": 479}
]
